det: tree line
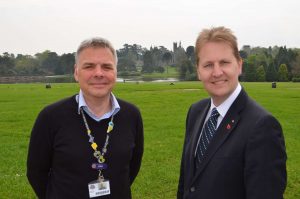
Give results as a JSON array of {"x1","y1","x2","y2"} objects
[
  {"x1": 240, "y1": 45, "x2": 300, "y2": 82},
  {"x1": 1, "y1": 43, "x2": 300, "y2": 82}
]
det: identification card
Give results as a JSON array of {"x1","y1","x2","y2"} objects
[{"x1": 88, "y1": 179, "x2": 110, "y2": 198}]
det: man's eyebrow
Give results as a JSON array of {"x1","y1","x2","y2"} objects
[{"x1": 82, "y1": 62, "x2": 95, "y2": 65}]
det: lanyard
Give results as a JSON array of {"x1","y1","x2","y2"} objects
[{"x1": 80, "y1": 108, "x2": 114, "y2": 181}]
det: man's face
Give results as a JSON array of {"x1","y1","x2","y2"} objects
[
  {"x1": 74, "y1": 47, "x2": 117, "y2": 101},
  {"x1": 197, "y1": 42, "x2": 242, "y2": 106}
]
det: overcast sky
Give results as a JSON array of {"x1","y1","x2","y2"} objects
[{"x1": 1, "y1": 0, "x2": 299, "y2": 55}]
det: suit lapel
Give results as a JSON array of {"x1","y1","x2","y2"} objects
[
  {"x1": 191, "y1": 89, "x2": 248, "y2": 185},
  {"x1": 187, "y1": 103, "x2": 210, "y2": 177}
]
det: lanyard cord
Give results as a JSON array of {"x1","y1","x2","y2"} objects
[{"x1": 80, "y1": 108, "x2": 114, "y2": 180}]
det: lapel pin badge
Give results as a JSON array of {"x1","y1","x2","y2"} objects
[{"x1": 227, "y1": 124, "x2": 231, "y2": 130}]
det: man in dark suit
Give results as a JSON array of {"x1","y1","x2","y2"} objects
[{"x1": 177, "y1": 26, "x2": 287, "y2": 199}]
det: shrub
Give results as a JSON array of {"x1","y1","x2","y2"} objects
[{"x1": 292, "y1": 77, "x2": 300, "y2": 82}]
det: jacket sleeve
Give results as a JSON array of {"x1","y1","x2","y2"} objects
[
  {"x1": 129, "y1": 109, "x2": 144, "y2": 184},
  {"x1": 244, "y1": 115, "x2": 287, "y2": 199},
  {"x1": 27, "y1": 108, "x2": 53, "y2": 199},
  {"x1": 177, "y1": 106, "x2": 192, "y2": 199},
  {"x1": 177, "y1": 139, "x2": 186, "y2": 199}
]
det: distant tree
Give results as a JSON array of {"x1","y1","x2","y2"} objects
[
  {"x1": 270, "y1": 46, "x2": 280, "y2": 58},
  {"x1": 250, "y1": 47, "x2": 269, "y2": 56},
  {"x1": 291, "y1": 54, "x2": 300, "y2": 78},
  {"x1": 256, "y1": 65, "x2": 266, "y2": 82},
  {"x1": 48, "y1": 52, "x2": 60, "y2": 74},
  {"x1": 151, "y1": 47, "x2": 162, "y2": 67},
  {"x1": 59, "y1": 53, "x2": 75, "y2": 74},
  {"x1": 243, "y1": 55, "x2": 257, "y2": 81},
  {"x1": 241, "y1": 45, "x2": 251, "y2": 55},
  {"x1": 278, "y1": 64, "x2": 289, "y2": 82},
  {"x1": 15, "y1": 54, "x2": 39, "y2": 75},
  {"x1": 288, "y1": 49, "x2": 298, "y2": 64},
  {"x1": 0, "y1": 52, "x2": 15, "y2": 76},
  {"x1": 179, "y1": 59, "x2": 196, "y2": 80},
  {"x1": 118, "y1": 43, "x2": 146, "y2": 71},
  {"x1": 274, "y1": 46, "x2": 297, "y2": 80},
  {"x1": 141, "y1": 46, "x2": 169, "y2": 73},
  {"x1": 162, "y1": 52, "x2": 172, "y2": 73},
  {"x1": 174, "y1": 47, "x2": 187, "y2": 68},
  {"x1": 179, "y1": 59, "x2": 188, "y2": 80},
  {"x1": 154, "y1": 66, "x2": 165, "y2": 73},
  {"x1": 162, "y1": 52, "x2": 172, "y2": 65},
  {"x1": 266, "y1": 62, "x2": 277, "y2": 82},
  {"x1": 242, "y1": 62, "x2": 255, "y2": 82},
  {"x1": 118, "y1": 57, "x2": 136, "y2": 72},
  {"x1": 255, "y1": 52, "x2": 269, "y2": 69},
  {"x1": 239, "y1": 50, "x2": 248, "y2": 59},
  {"x1": 186, "y1": 46, "x2": 195, "y2": 64},
  {"x1": 35, "y1": 50, "x2": 60, "y2": 75},
  {"x1": 142, "y1": 51, "x2": 154, "y2": 73}
]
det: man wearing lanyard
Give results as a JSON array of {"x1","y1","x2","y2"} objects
[{"x1": 27, "y1": 37, "x2": 144, "y2": 199}]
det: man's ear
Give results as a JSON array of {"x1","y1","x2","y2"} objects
[
  {"x1": 196, "y1": 65, "x2": 202, "y2": 81},
  {"x1": 238, "y1": 59, "x2": 243, "y2": 75},
  {"x1": 74, "y1": 64, "x2": 79, "y2": 82}
]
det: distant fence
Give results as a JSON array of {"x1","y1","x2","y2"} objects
[
  {"x1": 0, "y1": 76, "x2": 75, "y2": 83},
  {"x1": 0, "y1": 76, "x2": 46, "y2": 83}
]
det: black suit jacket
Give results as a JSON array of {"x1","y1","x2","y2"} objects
[{"x1": 177, "y1": 89, "x2": 286, "y2": 199}]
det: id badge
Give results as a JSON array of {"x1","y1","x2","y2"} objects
[{"x1": 88, "y1": 179, "x2": 110, "y2": 198}]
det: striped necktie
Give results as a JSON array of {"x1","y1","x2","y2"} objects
[{"x1": 195, "y1": 107, "x2": 220, "y2": 168}]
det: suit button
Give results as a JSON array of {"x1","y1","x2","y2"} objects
[{"x1": 190, "y1": 187, "x2": 195, "y2": 192}]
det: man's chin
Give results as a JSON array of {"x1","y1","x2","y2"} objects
[
  {"x1": 88, "y1": 90, "x2": 110, "y2": 98},
  {"x1": 90, "y1": 84, "x2": 107, "y2": 89}
]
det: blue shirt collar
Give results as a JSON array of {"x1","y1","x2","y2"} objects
[{"x1": 76, "y1": 90, "x2": 120, "y2": 122}]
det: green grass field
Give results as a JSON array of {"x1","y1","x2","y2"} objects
[{"x1": 0, "y1": 82, "x2": 299, "y2": 198}]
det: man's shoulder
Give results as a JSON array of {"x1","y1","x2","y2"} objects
[
  {"x1": 191, "y1": 98, "x2": 210, "y2": 110},
  {"x1": 185, "y1": 98, "x2": 210, "y2": 119},
  {"x1": 244, "y1": 95, "x2": 270, "y2": 116},
  {"x1": 234, "y1": 90, "x2": 277, "y2": 124},
  {"x1": 42, "y1": 95, "x2": 77, "y2": 114},
  {"x1": 117, "y1": 98, "x2": 140, "y2": 113},
  {"x1": 117, "y1": 98, "x2": 140, "y2": 109}
]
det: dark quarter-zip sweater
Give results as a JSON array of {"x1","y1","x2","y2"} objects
[{"x1": 27, "y1": 95, "x2": 144, "y2": 199}]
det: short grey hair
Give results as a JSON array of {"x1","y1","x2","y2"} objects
[{"x1": 75, "y1": 37, "x2": 118, "y2": 65}]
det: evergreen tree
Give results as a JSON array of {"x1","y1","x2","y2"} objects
[
  {"x1": 266, "y1": 62, "x2": 277, "y2": 82},
  {"x1": 278, "y1": 64, "x2": 289, "y2": 82},
  {"x1": 243, "y1": 55, "x2": 257, "y2": 81},
  {"x1": 256, "y1": 65, "x2": 266, "y2": 82},
  {"x1": 142, "y1": 51, "x2": 154, "y2": 73},
  {"x1": 179, "y1": 59, "x2": 196, "y2": 80}
]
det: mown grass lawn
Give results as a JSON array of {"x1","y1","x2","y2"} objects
[{"x1": 0, "y1": 82, "x2": 299, "y2": 198}]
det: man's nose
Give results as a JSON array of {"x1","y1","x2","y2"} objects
[
  {"x1": 94, "y1": 65, "x2": 104, "y2": 77},
  {"x1": 212, "y1": 65, "x2": 223, "y2": 77}
]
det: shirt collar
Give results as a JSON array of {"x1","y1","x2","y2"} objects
[
  {"x1": 210, "y1": 83, "x2": 242, "y2": 118},
  {"x1": 76, "y1": 90, "x2": 120, "y2": 121}
]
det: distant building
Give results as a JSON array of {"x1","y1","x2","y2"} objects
[
  {"x1": 173, "y1": 41, "x2": 186, "y2": 65},
  {"x1": 241, "y1": 45, "x2": 251, "y2": 55}
]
